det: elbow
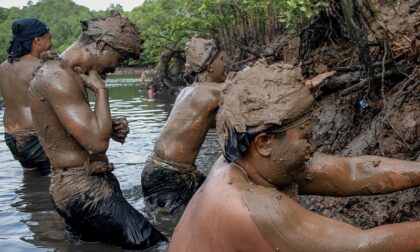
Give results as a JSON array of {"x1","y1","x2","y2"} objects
[
  {"x1": 84, "y1": 137, "x2": 109, "y2": 154},
  {"x1": 89, "y1": 142, "x2": 109, "y2": 154}
]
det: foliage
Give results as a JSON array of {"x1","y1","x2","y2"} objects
[
  {"x1": 0, "y1": 0, "x2": 329, "y2": 64},
  {"x1": 130, "y1": 0, "x2": 329, "y2": 64},
  {"x1": 0, "y1": 0, "x2": 114, "y2": 61}
]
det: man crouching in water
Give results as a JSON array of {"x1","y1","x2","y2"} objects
[
  {"x1": 169, "y1": 61, "x2": 420, "y2": 251},
  {"x1": 141, "y1": 37, "x2": 226, "y2": 213},
  {"x1": 29, "y1": 13, "x2": 166, "y2": 249},
  {"x1": 0, "y1": 18, "x2": 52, "y2": 175}
]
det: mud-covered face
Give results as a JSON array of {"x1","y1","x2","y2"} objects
[
  {"x1": 266, "y1": 127, "x2": 315, "y2": 187},
  {"x1": 208, "y1": 52, "x2": 226, "y2": 83},
  {"x1": 97, "y1": 45, "x2": 123, "y2": 75}
]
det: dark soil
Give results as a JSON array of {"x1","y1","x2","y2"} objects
[{"x1": 296, "y1": 0, "x2": 419, "y2": 229}]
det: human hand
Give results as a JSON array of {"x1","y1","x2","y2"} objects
[
  {"x1": 305, "y1": 71, "x2": 336, "y2": 88},
  {"x1": 111, "y1": 116, "x2": 129, "y2": 144},
  {"x1": 78, "y1": 69, "x2": 107, "y2": 92}
]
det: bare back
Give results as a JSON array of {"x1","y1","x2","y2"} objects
[
  {"x1": 0, "y1": 55, "x2": 41, "y2": 133},
  {"x1": 154, "y1": 82, "x2": 222, "y2": 164},
  {"x1": 29, "y1": 60, "x2": 95, "y2": 169}
]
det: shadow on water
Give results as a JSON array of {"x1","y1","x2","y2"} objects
[{"x1": 0, "y1": 78, "x2": 222, "y2": 251}]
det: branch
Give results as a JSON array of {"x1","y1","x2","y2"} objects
[{"x1": 229, "y1": 39, "x2": 260, "y2": 58}]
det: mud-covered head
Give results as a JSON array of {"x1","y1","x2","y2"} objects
[
  {"x1": 79, "y1": 12, "x2": 143, "y2": 60},
  {"x1": 216, "y1": 60, "x2": 315, "y2": 163},
  {"x1": 184, "y1": 37, "x2": 222, "y2": 83}
]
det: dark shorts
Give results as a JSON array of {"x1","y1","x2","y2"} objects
[
  {"x1": 4, "y1": 131, "x2": 50, "y2": 175},
  {"x1": 50, "y1": 164, "x2": 166, "y2": 250},
  {"x1": 141, "y1": 155, "x2": 206, "y2": 214}
]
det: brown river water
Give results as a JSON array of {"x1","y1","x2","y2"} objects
[{"x1": 0, "y1": 78, "x2": 222, "y2": 251}]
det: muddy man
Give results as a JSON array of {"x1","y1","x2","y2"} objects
[
  {"x1": 0, "y1": 18, "x2": 52, "y2": 175},
  {"x1": 169, "y1": 61, "x2": 420, "y2": 252},
  {"x1": 28, "y1": 13, "x2": 166, "y2": 249},
  {"x1": 141, "y1": 37, "x2": 226, "y2": 213}
]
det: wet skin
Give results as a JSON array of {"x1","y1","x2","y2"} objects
[
  {"x1": 289, "y1": 123, "x2": 420, "y2": 196},
  {"x1": 170, "y1": 126, "x2": 420, "y2": 251},
  {"x1": 154, "y1": 52, "x2": 226, "y2": 164},
  {"x1": 0, "y1": 32, "x2": 52, "y2": 134},
  {"x1": 28, "y1": 42, "x2": 128, "y2": 170}
]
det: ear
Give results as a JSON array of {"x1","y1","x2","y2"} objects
[
  {"x1": 254, "y1": 133, "x2": 272, "y2": 157},
  {"x1": 206, "y1": 63, "x2": 215, "y2": 73}
]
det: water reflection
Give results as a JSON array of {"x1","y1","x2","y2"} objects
[
  {"x1": 13, "y1": 171, "x2": 67, "y2": 249},
  {"x1": 0, "y1": 81, "x2": 222, "y2": 251}
]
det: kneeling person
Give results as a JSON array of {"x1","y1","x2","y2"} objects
[
  {"x1": 29, "y1": 14, "x2": 166, "y2": 249},
  {"x1": 169, "y1": 61, "x2": 420, "y2": 252}
]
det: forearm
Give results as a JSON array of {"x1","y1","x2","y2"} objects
[
  {"x1": 295, "y1": 206, "x2": 420, "y2": 251},
  {"x1": 93, "y1": 87, "x2": 112, "y2": 140},
  {"x1": 362, "y1": 221, "x2": 420, "y2": 251},
  {"x1": 303, "y1": 220, "x2": 420, "y2": 251},
  {"x1": 296, "y1": 153, "x2": 420, "y2": 196}
]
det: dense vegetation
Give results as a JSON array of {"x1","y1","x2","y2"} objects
[{"x1": 0, "y1": 0, "x2": 327, "y2": 64}]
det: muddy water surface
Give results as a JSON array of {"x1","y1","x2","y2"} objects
[{"x1": 0, "y1": 79, "x2": 222, "y2": 251}]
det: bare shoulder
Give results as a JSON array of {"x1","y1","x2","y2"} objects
[
  {"x1": 192, "y1": 82, "x2": 223, "y2": 106},
  {"x1": 196, "y1": 81, "x2": 223, "y2": 95},
  {"x1": 202, "y1": 161, "x2": 273, "y2": 251},
  {"x1": 0, "y1": 60, "x2": 12, "y2": 74},
  {"x1": 0, "y1": 60, "x2": 8, "y2": 69},
  {"x1": 241, "y1": 184, "x2": 302, "y2": 219},
  {"x1": 31, "y1": 61, "x2": 78, "y2": 94},
  {"x1": 0, "y1": 61, "x2": 6, "y2": 77}
]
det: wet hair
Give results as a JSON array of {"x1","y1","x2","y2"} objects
[
  {"x1": 78, "y1": 12, "x2": 143, "y2": 60},
  {"x1": 222, "y1": 124, "x2": 288, "y2": 163}
]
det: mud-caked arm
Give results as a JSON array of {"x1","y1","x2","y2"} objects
[
  {"x1": 295, "y1": 152, "x2": 420, "y2": 196},
  {"x1": 41, "y1": 70, "x2": 112, "y2": 154},
  {"x1": 244, "y1": 186, "x2": 420, "y2": 251}
]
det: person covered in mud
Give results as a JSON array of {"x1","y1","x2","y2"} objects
[
  {"x1": 169, "y1": 61, "x2": 420, "y2": 252},
  {"x1": 28, "y1": 13, "x2": 166, "y2": 249},
  {"x1": 141, "y1": 37, "x2": 226, "y2": 213},
  {"x1": 0, "y1": 18, "x2": 52, "y2": 175}
]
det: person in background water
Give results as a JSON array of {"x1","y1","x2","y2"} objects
[
  {"x1": 0, "y1": 18, "x2": 52, "y2": 175},
  {"x1": 28, "y1": 13, "x2": 166, "y2": 250},
  {"x1": 141, "y1": 37, "x2": 226, "y2": 214},
  {"x1": 169, "y1": 61, "x2": 420, "y2": 252}
]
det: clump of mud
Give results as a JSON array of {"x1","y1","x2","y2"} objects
[
  {"x1": 217, "y1": 60, "x2": 312, "y2": 134},
  {"x1": 295, "y1": 0, "x2": 419, "y2": 228},
  {"x1": 80, "y1": 12, "x2": 143, "y2": 59}
]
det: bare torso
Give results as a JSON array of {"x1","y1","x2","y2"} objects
[
  {"x1": 171, "y1": 155, "x2": 420, "y2": 252},
  {"x1": 154, "y1": 82, "x2": 222, "y2": 164},
  {"x1": 0, "y1": 55, "x2": 41, "y2": 133},
  {"x1": 169, "y1": 157, "x2": 272, "y2": 252},
  {"x1": 29, "y1": 60, "x2": 103, "y2": 169}
]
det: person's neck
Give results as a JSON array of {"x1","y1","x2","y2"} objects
[
  {"x1": 234, "y1": 159, "x2": 275, "y2": 188},
  {"x1": 61, "y1": 43, "x2": 92, "y2": 73},
  {"x1": 204, "y1": 75, "x2": 223, "y2": 83},
  {"x1": 29, "y1": 50, "x2": 41, "y2": 59}
]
